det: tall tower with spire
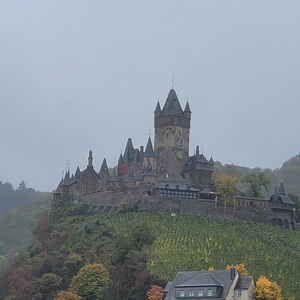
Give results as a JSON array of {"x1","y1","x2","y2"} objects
[{"x1": 154, "y1": 88, "x2": 191, "y2": 176}]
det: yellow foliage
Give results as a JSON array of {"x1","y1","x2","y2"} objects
[
  {"x1": 207, "y1": 266, "x2": 215, "y2": 270},
  {"x1": 226, "y1": 263, "x2": 249, "y2": 276},
  {"x1": 255, "y1": 275, "x2": 283, "y2": 300},
  {"x1": 55, "y1": 291, "x2": 83, "y2": 300}
]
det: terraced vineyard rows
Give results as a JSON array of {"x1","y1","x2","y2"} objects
[{"x1": 103, "y1": 213, "x2": 300, "y2": 298}]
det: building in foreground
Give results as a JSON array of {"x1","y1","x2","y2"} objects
[{"x1": 164, "y1": 269, "x2": 255, "y2": 300}]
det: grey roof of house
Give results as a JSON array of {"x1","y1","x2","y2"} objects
[
  {"x1": 236, "y1": 276, "x2": 254, "y2": 289},
  {"x1": 144, "y1": 137, "x2": 155, "y2": 158},
  {"x1": 162, "y1": 89, "x2": 183, "y2": 115},
  {"x1": 176, "y1": 273, "x2": 222, "y2": 287},
  {"x1": 164, "y1": 270, "x2": 238, "y2": 300}
]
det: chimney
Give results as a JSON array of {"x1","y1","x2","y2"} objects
[{"x1": 230, "y1": 268, "x2": 236, "y2": 280}]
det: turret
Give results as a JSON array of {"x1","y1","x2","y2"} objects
[{"x1": 88, "y1": 150, "x2": 93, "y2": 168}]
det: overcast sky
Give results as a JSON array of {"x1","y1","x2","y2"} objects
[{"x1": 1, "y1": 1, "x2": 300, "y2": 191}]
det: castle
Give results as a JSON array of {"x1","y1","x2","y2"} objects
[
  {"x1": 54, "y1": 88, "x2": 215, "y2": 203},
  {"x1": 53, "y1": 88, "x2": 296, "y2": 229}
]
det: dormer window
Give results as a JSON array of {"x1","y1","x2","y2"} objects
[
  {"x1": 179, "y1": 290, "x2": 185, "y2": 297},
  {"x1": 198, "y1": 289, "x2": 203, "y2": 296},
  {"x1": 207, "y1": 289, "x2": 213, "y2": 296},
  {"x1": 189, "y1": 290, "x2": 194, "y2": 296}
]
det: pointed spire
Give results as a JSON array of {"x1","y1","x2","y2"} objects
[
  {"x1": 162, "y1": 89, "x2": 183, "y2": 115},
  {"x1": 124, "y1": 138, "x2": 134, "y2": 160},
  {"x1": 278, "y1": 182, "x2": 286, "y2": 195},
  {"x1": 99, "y1": 158, "x2": 109, "y2": 174},
  {"x1": 75, "y1": 166, "x2": 81, "y2": 178},
  {"x1": 144, "y1": 136, "x2": 155, "y2": 158},
  {"x1": 88, "y1": 150, "x2": 93, "y2": 168},
  {"x1": 155, "y1": 101, "x2": 161, "y2": 112},
  {"x1": 184, "y1": 101, "x2": 191, "y2": 112}
]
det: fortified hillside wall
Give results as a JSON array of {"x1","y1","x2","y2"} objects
[{"x1": 79, "y1": 191, "x2": 279, "y2": 227}]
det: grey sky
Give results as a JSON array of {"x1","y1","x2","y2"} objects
[{"x1": 1, "y1": 1, "x2": 300, "y2": 191}]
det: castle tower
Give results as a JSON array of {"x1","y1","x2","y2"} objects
[{"x1": 154, "y1": 89, "x2": 191, "y2": 176}]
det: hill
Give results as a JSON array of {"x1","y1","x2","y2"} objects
[
  {"x1": 215, "y1": 153, "x2": 300, "y2": 197},
  {"x1": 0, "y1": 194, "x2": 51, "y2": 270},
  {"x1": 1, "y1": 210, "x2": 299, "y2": 299}
]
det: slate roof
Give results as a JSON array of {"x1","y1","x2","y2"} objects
[
  {"x1": 75, "y1": 166, "x2": 81, "y2": 178},
  {"x1": 144, "y1": 137, "x2": 155, "y2": 158},
  {"x1": 278, "y1": 182, "x2": 286, "y2": 194},
  {"x1": 99, "y1": 158, "x2": 109, "y2": 174},
  {"x1": 164, "y1": 270, "x2": 239, "y2": 300},
  {"x1": 236, "y1": 276, "x2": 254, "y2": 289},
  {"x1": 142, "y1": 161, "x2": 156, "y2": 177},
  {"x1": 155, "y1": 101, "x2": 161, "y2": 112},
  {"x1": 269, "y1": 182, "x2": 295, "y2": 205},
  {"x1": 184, "y1": 101, "x2": 191, "y2": 112},
  {"x1": 162, "y1": 89, "x2": 183, "y2": 116},
  {"x1": 176, "y1": 273, "x2": 222, "y2": 287}
]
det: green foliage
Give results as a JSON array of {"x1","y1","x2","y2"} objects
[
  {"x1": 0, "y1": 195, "x2": 51, "y2": 264},
  {"x1": 214, "y1": 172, "x2": 239, "y2": 206},
  {"x1": 243, "y1": 172, "x2": 271, "y2": 198},
  {"x1": 50, "y1": 196, "x2": 89, "y2": 222},
  {"x1": 2, "y1": 212, "x2": 300, "y2": 299},
  {"x1": 288, "y1": 193, "x2": 300, "y2": 222},
  {"x1": 55, "y1": 291, "x2": 83, "y2": 300},
  {"x1": 0, "y1": 180, "x2": 48, "y2": 213},
  {"x1": 69, "y1": 263, "x2": 110, "y2": 300}
]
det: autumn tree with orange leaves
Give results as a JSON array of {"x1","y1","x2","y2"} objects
[
  {"x1": 226, "y1": 263, "x2": 249, "y2": 276},
  {"x1": 255, "y1": 275, "x2": 283, "y2": 300},
  {"x1": 146, "y1": 285, "x2": 164, "y2": 300}
]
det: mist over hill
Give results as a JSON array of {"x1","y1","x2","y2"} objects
[{"x1": 215, "y1": 153, "x2": 300, "y2": 197}]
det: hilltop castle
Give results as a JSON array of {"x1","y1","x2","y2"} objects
[
  {"x1": 53, "y1": 87, "x2": 296, "y2": 230},
  {"x1": 54, "y1": 88, "x2": 215, "y2": 203}
]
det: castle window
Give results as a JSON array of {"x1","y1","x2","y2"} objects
[
  {"x1": 189, "y1": 290, "x2": 194, "y2": 296},
  {"x1": 237, "y1": 289, "x2": 242, "y2": 297},
  {"x1": 179, "y1": 290, "x2": 185, "y2": 297}
]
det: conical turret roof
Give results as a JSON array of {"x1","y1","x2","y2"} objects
[
  {"x1": 144, "y1": 137, "x2": 155, "y2": 158},
  {"x1": 162, "y1": 89, "x2": 183, "y2": 115},
  {"x1": 99, "y1": 158, "x2": 109, "y2": 174},
  {"x1": 278, "y1": 182, "x2": 286, "y2": 195},
  {"x1": 184, "y1": 101, "x2": 191, "y2": 112}
]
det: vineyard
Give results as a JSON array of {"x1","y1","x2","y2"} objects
[{"x1": 103, "y1": 212, "x2": 300, "y2": 298}]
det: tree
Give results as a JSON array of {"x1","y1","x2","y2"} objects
[
  {"x1": 255, "y1": 275, "x2": 283, "y2": 300},
  {"x1": 214, "y1": 172, "x2": 239, "y2": 207},
  {"x1": 17, "y1": 181, "x2": 27, "y2": 192},
  {"x1": 69, "y1": 263, "x2": 110, "y2": 300},
  {"x1": 226, "y1": 263, "x2": 249, "y2": 276},
  {"x1": 55, "y1": 291, "x2": 83, "y2": 300},
  {"x1": 243, "y1": 172, "x2": 271, "y2": 198},
  {"x1": 146, "y1": 285, "x2": 164, "y2": 300}
]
